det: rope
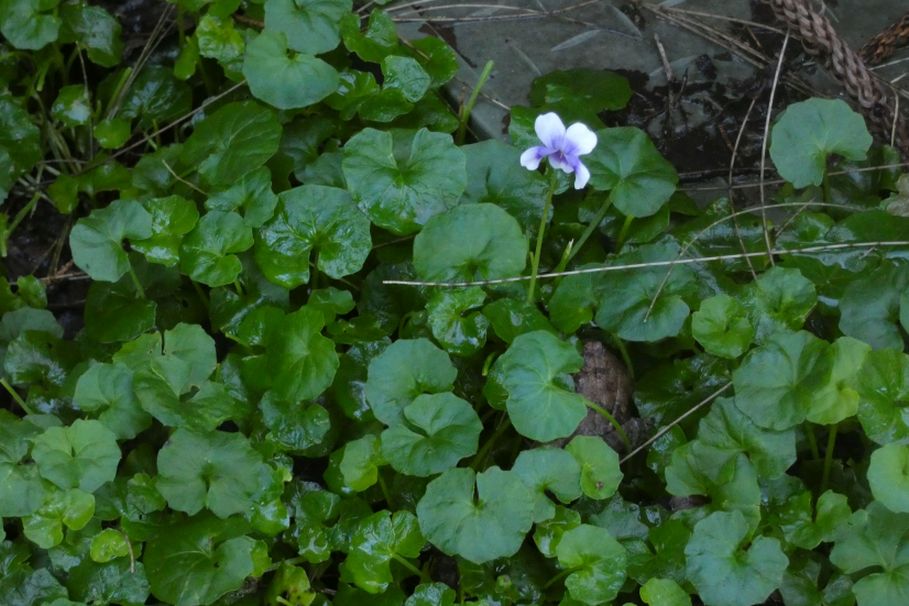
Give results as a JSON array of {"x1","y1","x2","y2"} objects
[
  {"x1": 861, "y1": 10, "x2": 909, "y2": 66},
  {"x1": 763, "y1": 0, "x2": 909, "y2": 156}
]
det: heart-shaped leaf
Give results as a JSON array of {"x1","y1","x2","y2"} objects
[
  {"x1": 340, "y1": 510, "x2": 424, "y2": 594},
  {"x1": 69, "y1": 199, "x2": 154, "y2": 282},
  {"x1": 380, "y1": 392, "x2": 482, "y2": 477},
  {"x1": 266, "y1": 306, "x2": 339, "y2": 402},
  {"x1": 264, "y1": 0, "x2": 351, "y2": 55},
  {"x1": 565, "y1": 436, "x2": 622, "y2": 500},
  {"x1": 31, "y1": 419, "x2": 121, "y2": 492},
  {"x1": 856, "y1": 349, "x2": 909, "y2": 444},
  {"x1": 72, "y1": 362, "x2": 151, "y2": 439},
  {"x1": 206, "y1": 166, "x2": 277, "y2": 229},
  {"x1": 342, "y1": 127, "x2": 466, "y2": 235},
  {"x1": 0, "y1": 0, "x2": 61, "y2": 50},
  {"x1": 770, "y1": 98, "x2": 872, "y2": 188},
  {"x1": 868, "y1": 443, "x2": 909, "y2": 513},
  {"x1": 556, "y1": 524, "x2": 628, "y2": 605},
  {"x1": 426, "y1": 287, "x2": 488, "y2": 356},
  {"x1": 416, "y1": 466, "x2": 534, "y2": 564},
  {"x1": 254, "y1": 184, "x2": 371, "y2": 289},
  {"x1": 243, "y1": 31, "x2": 339, "y2": 110},
  {"x1": 512, "y1": 447, "x2": 582, "y2": 522},
  {"x1": 692, "y1": 294, "x2": 754, "y2": 359},
  {"x1": 132, "y1": 195, "x2": 200, "y2": 267},
  {"x1": 179, "y1": 211, "x2": 254, "y2": 287}
]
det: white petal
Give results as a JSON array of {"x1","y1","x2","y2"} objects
[
  {"x1": 520, "y1": 146, "x2": 546, "y2": 170},
  {"x1": 573, "y1": 161, "x2": 591, "y2": 189},
  {"x1": 565, "y1": 122, "x2": 597, "y2": 155},
  {"x1": 534, "y1": 112, "x2": 566, "y2": 148}
]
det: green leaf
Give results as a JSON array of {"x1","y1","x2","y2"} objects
[
  {"x1": 382, "y1": 55, "x2": 431, "y2": 102},
  {"x1": 380, "y1": 392, "x2": 482, "y2": 477},
  {"x1": 770, "y1": 98, "x2": 872, "y2": 188},
  {"x1": 426, "y1": 287, "x2": 488, "y2": 356},
  {"x1": 119, "y1": 65, "x2": 192, "y2": 128},
  {"x1": 685, "y1": 511, "x2": 788, "y2": 606},
  {"x1": 31, "y1": 419, "x2": 121, "y2": 492},
  {"x1": 830, "y1": 502, "x2": 909, "y2": 606},
  {"x1": 409, "y1": 36, "x2": 458, "y2": 87},
  {"x1": 565, "y1": 436, "x2": 623, "y2": 500},
  {"x1": 416, "y1": 467, "x2": 534, "y2": 564},
  {"x1": 856, "y1": 349, "x2": 909, "y2": 444},
  {"x1": 692, "y1": 294, "x2": 754, "y2": 358},
  {"x1": 461, "y1": 140, "x2": 549, "y2": 235},
  {"x1": 413, "y1": 203, "x2": 528, "y2": 282},
  {"x1": 365, "y1": 338, "x2": 456, "y2": 425},
  {"x1": 342, "y1": 128, "x2": 466, "y2": 235},
  {"x1": 0, "y1": 462, "x2": 44, "y2": 517},
  {"x1": 530, "y1": 69, "x2": 631, "y2": 114},
  {"x1": 405, "y1": 583, "x2": 456, "y2": 606},
  {"x1": 340, "y1": 510, "x2": 424, "y2": 593},
  {"x1": 195, "y1": 14, "x2": 244, "y2": 77},
  {"x1": 483, "y1": 296, "x2": 555, "y2": 344},
  {"x1": 181, "y1": 100, "x2": 282, "y2": 188},
  {"x1": 869, "y1": 443, "x2": 909, "y2": 513},
  {"x1": 73, "y1": 362, "x2": 151, "y2": 439},
  {"x1": 556, "y1": 524, "x2": 627, "y2": 605},
  {"x1": 0, "y1": 0, "x2": 61, "y2": 50},
  {"x1": 135, "y1": 374, "x2": 243, "y2": 432},
  {"x1": 339, "y1": 434, "x2": 382, "y2": 492},
  {"x1": 93, "y1": 116, "x2": 130, "y2": 149},
  {"x1": 260, "y1": 392, "x2": 331, "y2": 453},
  {"x1": 69, "y1": 199, "x2": 154, "y2": 282},
  {"x1": 206, "y1": 166, "x2": 277, "y2": 229},
  {"x1": 266, "y1": 306, "x2": 339, "y2": 402},
  {"x1": 839, "y1": 262, "x2": 909, "y2": 350},
  {"x1": 640, "y1": 578, "x2": 691, "y2": 606},
  {"x1": 265, "y1": 564, "x2": 316, "y2": 606},
  {"x1": 512, "y1": 447, "x2": 582, "y2": 522},
  {"x1": 60, "y1": 3, "x2": 123, "y2": 67},
  {"x1": 742, "y1": 266, "x2": 817, "y2": 341},
  {"x1": 156, "y1": 428, "x2": 271, "y2": 518},
  {"x1": 340, "y1": 9, "x2": 398, "y2": 62},
  {"x1": 586, "y1": 127, "x2": 678, "y2": 217},
  {"x1": 0, "y1": 97, "x2": 41, "y2": 190},
  {"x1": 264, "y1": 0, "x2": 351, "y2": 54},
  {"x1": 83, "y1": 277, "x2": 157, "y2": 343},
  {"x1": 179, "y1": 211, "x2": 254, "y2": 287},
  {"x1": 254, "y1": 185, "x2": 371, "y2": 288},
  {"x1": 23, "y1": 488, "x2": 95, "y2": 549},
  {"x1": 144, "y1": 513, "x2": 261, "y2": 606},
  {"x1": 90, "y1": 528, "x2": 130, "y2": 562},
  {"x1": 286, "y1": 482, "x2": 341, "y2": 563},
  {"x1": 68, "y1": 558, "x2": 151, "y2": 605},
  {"x1": 779, "y1": 489, "x2": 851, "y2": 550},
  {"x1": 243, "y1": 31, "x2": 339, "y2": 110},
  {"x1": 51, "y1": 85, "x2": 91, "y2": 127},
  {"x1": 534, "y1": 504, "x2": 581, "y2": 558},
  {"x1": 131, "y1": 195, "x2": 200, "y2": 266}
]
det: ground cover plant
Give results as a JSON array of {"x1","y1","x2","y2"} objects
[{"x1": 2, "y1": 1, "x2": 909, "y2": 605}]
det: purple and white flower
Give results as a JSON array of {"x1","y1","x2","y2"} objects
[{"x1": 519, "y1": 112, "x2": 597, "y2": 189}]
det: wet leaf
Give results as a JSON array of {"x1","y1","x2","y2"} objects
[
  {"x1": 69, "y1": 200, "x2": 154, "y2": 282},
  {"x1": 243, "y1": 31, "x2": 339, "y2": 110},
  {"x1": 565, "y1": 436, "x2": 622, "y2": 500},
  {"x1": 556, "y1": 524, "x2": 627, "y2": 605},
  {"x1": 31, "y1": 419, "x2": 121, "y2": 492}
]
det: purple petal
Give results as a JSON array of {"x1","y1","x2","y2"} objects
[
  {"x1": 573, "y1": 161, "x2": 591, "y2": 189},
  {"x1": 548, "y1": 151, "x2": 576, "y2": 175},
  {"x1": 520, "y1": 146, "x2": 548, "y2": 170},
  {"x1": 534, "y1": 112, "x2": 566, "y2": 149},
  {"x1": 565, "y1": 122, "x2": 597, "y2": 155}
]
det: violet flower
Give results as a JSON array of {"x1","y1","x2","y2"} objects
[{"x1": 519, "y1": 112, "x2": 597, "y2": 189}]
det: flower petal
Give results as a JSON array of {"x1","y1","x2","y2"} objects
[
  {"x1": 534, "y1": 112, "x2": 566, "y2": 149},
  {"x1": 548, "y1": 152, "x2": 575, "y2": 175},
  {"x1": 565, "y1": 122, "x2": 597, "y2": 155},
  {"x1": 520, "y1": 146, "x2": 548, "y2": 170},
  {"x1": 573, "y1": 161, "x2": 591, "y2": 189}
]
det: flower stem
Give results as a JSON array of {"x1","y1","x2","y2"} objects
[
  {"x1": 616, "y1": 214, "x2": 635, "y2": 251},
  {"x1": 584, "y1": 400, "x2": 632, "y2": 452},
  {"x1": 127, "y1": 264, "x2": 146, "y2": 299},
  {"x1": 456, "y1": 60, "x2": 494, "y2": 145},
  {"x1": 805, "y1": 424, "x2": 820, "y2": 460},
  {"x1": 566, "y1": 192, "x2": 613, "y2": 265},
  {"x1": 527, "y1": 171, "x2": 557, "y2": 303},
  {"x1": 1, "y1": 378, "x2": 34, "y2": 415},
  {"x1": 391, "y1": 553, "x2": 424, "y2": 579},
  {"x1": 821, "y1": 424, "x2": 838, "y2": 492},
  {"x1": 470, "y1": 414, "x2": 511, "y2": 471}
]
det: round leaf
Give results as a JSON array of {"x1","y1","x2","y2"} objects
[
  {"x1": 179, "y1": 211, "x2": 254, "y2": 287},
  {"x1": 243, "y1": 31, "x2": 339, "y2": 110},
  {"x1": 73, "y1": 362, "x2": 151, "y2": 440},
  {"x1": 492, "y1": 330, "x2": 588, "y2": 442},
  {"x1": 365, "y1": 338, "x2": 456, "y2": 425},
  {"x1": 69, "y1": 199, "x2": 154, "y2": 282},
  {"x1": 856, "y1": 349, "x2": 909, "y2": 444},
  {"x1": 556, "y1": 524, "x2": 627, "y2": 605},
  {"x1": 342, "y1": 128, "x2": 466, "y2": 235},
  {"x1": 206, "y1": 166, "x2": 278, "y2": 229},
  {"x1": 685, "y1": 510, "x2": 788, "y2": 606},
  {"x1": 586, "y1": 127, "x2": 678, "y2": 217},
  {"x1": 416, "y1": 467, "x2": 534, "y2": 564},
  {"x1": 565, "y1": 436, "x2": 623, "y2": 500},
  {"x1": 255, "y1": 185, "x2": 371, "y2": 289},
  {"x1": 512, "y1": 447, "x2": 582, "y2": 522},
  {"x1": 0, "y1": 0, "x2": 61, "y2": 50},
  {"x1": 426, "y1": 287, "x2": 488, "y2": 356},
  {"x1": 380, "y1": 392, "x2": 482, "y2": 477},
  {"x1": 264, "y1": 0, "x2": 351, "y2": 54},
  {"x1": 156, "y1": 428, "x2": 271, "y2": 518},
  {"x1": 869, "y1": 443, "x2": 909, "y2": 513},
  {"x1": 266, "y1": 307, "x2": 339, "y2": 402},
  {"x1": 692, "y1": 294, "x2": 754, "y2": 359},
  {"x1": 770, "y1": 98, "x2": 872, "y2": 188},
  {"x1": 413, "y1": 203, "x2": 528, "y2": 282},
  {"x1": 132, "y1": 195, "x2": 199, "y2": 266},
  {"x1": 31, "y1": 419, "x2": 121, "y2": 492}
]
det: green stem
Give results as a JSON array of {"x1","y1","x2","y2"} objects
[
  {"x1": 527, "y1": 171, "x2": 557, "y2": 304},
  {"x1": 821, "y1": 424, "x2": 838, "y2": 492},
  {"x1": 9, "y1": 191, "x2": 40, "y2": 234},
  {"x1": 822, "y1": 170, "x2": 831, "y2": 205},
  {"x1": 456, "y1": 60, "x2": 494, "y2": 145},
  {"x1": 192, "y1": 280, "x2": 210, "y2": 314},
  {"x1": 470, "y1": 414, "x2": 511, "y2": 471},
  {"x1": 391, "y1": 553, "x2": 423, "y2": 578},
  {"x1": 1, "y1": 378, "x2": 35, "y2": 415},
  {"x1": 126, "y1": 264, "x2": 146, "y2": 299},
  {"x1": 615, "y1": 214, "x2": 635, "y2": 251},
  {"x1": 233, "y1": 279, "x2": 244, "y2": 297},
  {"x1": 377, "y1": 473, "x2": 393, "y2": 507},
  {"x1": 585, "y1": 401, "x2": 631, "y2": 452},
  {"x1": 542, "y1": 568, "x2": 574, "y2": 591},
  {"x1": 566, "y1": 193, "x2": 613, "y2": 264},
  {"x1": 805, "y1": 424, "x2": 821, "y2": 461}
]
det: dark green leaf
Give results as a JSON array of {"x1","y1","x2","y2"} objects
[{"x1": 243, "y1": 31, "x2": 339, "y2": 110}]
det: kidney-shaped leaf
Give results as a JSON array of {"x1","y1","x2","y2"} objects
[
  {"x1": 156, "y1": 428, "x2": 271, "y2": 518},
  {"x1": 242, "y1": 31, "x2": 339, "y2": 110},
  {"x1": 416, "y1": 466, "x2": 534, "y2": 564},
  {"x1": 770, "y1": 98, "x2": 872, "y2": 188},
  {"x1": 179, "y1": 211, "x2": 254, "y2": 287},
  {"x1": 565, "y1": 436, "x2": 623, "y2": 500},
  {"x1": 266, "y1": 306, "x2": 339, "y2": 403},
  {"x1": 70, "y1": 199, "x2": 153, "y2": 282},
  {"x1": 491, "y1": 331, "x2": 588, "y2": 441},
  {"x1": 340, "y1": 510, "x2": 424, "y2": 594},
  {"x1": 255, "y1": 184, "x2": 371, "y2": 289},
  {"x1": 426, "y1": 287, "x2": 488, "y2": 357},
  {"x1": 365, "y1": 338, "x2": 456, "y2": 425},
  {"x1": 512, "y1": 447, "x2": 582, "y2": 522},
  {"x1": 685, "y1": 510, "x2": 788, "y2": 606},
  {"x1": 264, "y1": 0, "x2": 351, "y2": 54},
  {"x1": 31, "y1": 419, "x2": 120, "y2": 493},
  {"x1": 869, "y1": 443, "x2": 909, "y2": 513},
  {"x1": 856, "y1": 349, "x2": 909, "y2": 445},
  {"x1": 586, "y1": 127, "x2": 678, "y2": 218},
  {"x1": 556, "y1": 524, "x2": 628, "y2": 605},
  {"x1": 342, "y1": 128, "x2": 466, "y2": 235},
  {"x1": 413, "y1": 203, "x2": 528, "y2": 283},
  {"x1": 132, "y1": 195, "x2": 200, "y2": 267},
  {"x1": 380, "y1": 392, "x2": 482, "y2": 477}
]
